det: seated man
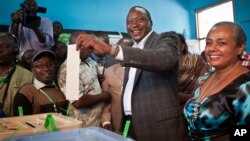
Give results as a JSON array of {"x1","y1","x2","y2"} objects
[
  {"x1": 0, "y1": 32, "x2": 33, "y2": 117},
  {"x1": 58, "y1": 32, "x2": 110, "y2": 127},
  {"x1": 13, "y1": 50, "x2": 68, "y2": 116}
]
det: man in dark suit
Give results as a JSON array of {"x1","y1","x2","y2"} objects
[{"x1": 76, "y1": 6, "x2": 186, "y2": 141}]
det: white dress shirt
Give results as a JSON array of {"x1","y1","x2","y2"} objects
[{"x1": 116, "y1": 31, "x2": 153, "y2": 115}]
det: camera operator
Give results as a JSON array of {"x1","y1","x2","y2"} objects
[{"x1": 10, "y1": 0, "x2": 53, "y2": 57}]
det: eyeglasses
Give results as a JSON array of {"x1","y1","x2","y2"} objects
[{"x1": 32, "y1": 64, "x2": 55, "y2": 70}]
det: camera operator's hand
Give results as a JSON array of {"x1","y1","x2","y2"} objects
[{"x1": 11, "y1": 10, "x2": 23, "y2": 24}]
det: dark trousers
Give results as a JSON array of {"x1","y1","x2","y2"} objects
[{"x1": 121, "y1": 115, "x2": 136, "y2": 140}]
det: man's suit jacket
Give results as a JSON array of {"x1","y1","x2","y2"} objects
[{"x1": 121, "y1": 32, "x2": 187, "y2": 141}]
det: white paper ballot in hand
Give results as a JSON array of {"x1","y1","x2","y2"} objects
[{"x1": 66, "y1": 44, "x2": 80, "y2": 100}]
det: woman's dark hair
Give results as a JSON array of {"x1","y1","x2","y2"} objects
[{"x1": 176, "y1": 33, "x2": 188, "y2": 55}]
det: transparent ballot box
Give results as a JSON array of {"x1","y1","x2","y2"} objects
[{"x1": 8, "y1": 127, "x2": 134, "y2": 141}]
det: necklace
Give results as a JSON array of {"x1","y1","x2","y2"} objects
[
  {"x1": 200, "y1": 62, "x2": 239, "y2": 101},
  {"x1": 192, "y1": 62, "x2": 239, "y2": 120}
]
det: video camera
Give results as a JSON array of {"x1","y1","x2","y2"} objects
[{"x1": 20, "y1": 3, "x2": 47, "y2": 27}]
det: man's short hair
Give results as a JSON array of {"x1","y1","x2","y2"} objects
[{"x1": 129, "y1": 6, "x2": 153, "y2": 26}]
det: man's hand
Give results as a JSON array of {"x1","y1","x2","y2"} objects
[
  {"x1": 76, "y1": 34, "x2": 112, "y2": 55},
  {"x1": 72, "y1": 94, "x2": 95, "y2": 109},
  {"x1": 72, "y1": 91, "x2": 111, "y2": 109},
  {"x1": 11, "y1": 10, "x2": 23, "y2": 23}
]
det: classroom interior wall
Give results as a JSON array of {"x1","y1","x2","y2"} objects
[{"x1": 0, "y1": 0, "x2": 249, "y2": 51}]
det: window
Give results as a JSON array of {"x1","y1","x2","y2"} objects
[{"x1": 196, "y1": 1, "x2": 234, "y2": 54}]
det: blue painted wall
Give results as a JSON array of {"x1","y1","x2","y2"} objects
[
  {"x1": 0, "y1": 0, "x2": 191, "y2": 38},
  {"x1": 234, "y1": 0, "x2": 250, "y2": 51},
  {"x1": 1, "y1": 0, "x2": 249, "y2": 50}
]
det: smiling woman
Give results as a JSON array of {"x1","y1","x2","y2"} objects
[{"x1": 183, "y1": 21, "x2": 250, "y2": 141}]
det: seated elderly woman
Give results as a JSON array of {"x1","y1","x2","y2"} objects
[
  {"x1": 13, "y1": 50, "x2": 68, "y2": 116},
  {"x1": 183, "y1": 21, "x2": 250, "y2": 140}
]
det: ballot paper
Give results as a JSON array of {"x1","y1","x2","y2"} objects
[{"x1": 66, "y1": 44, "x2": 80, "y2": 100}]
